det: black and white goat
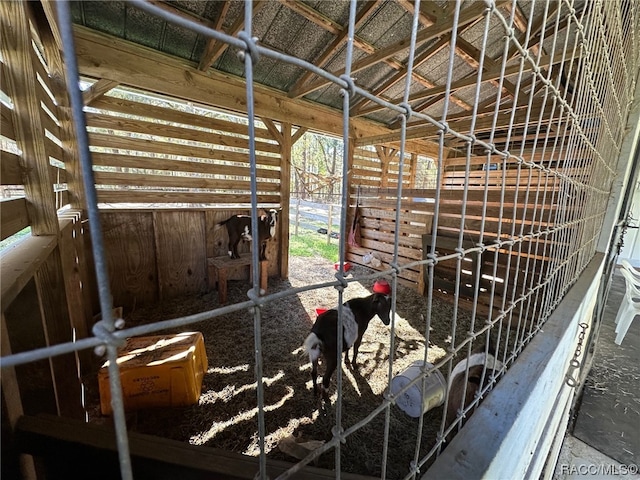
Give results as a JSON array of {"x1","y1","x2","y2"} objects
[
  {"x1": 302, "y1": 293, "x2": 392, "y2": 402},
  {"x1": 218, "y1": 209, "x2": 278, "y2": 260}
]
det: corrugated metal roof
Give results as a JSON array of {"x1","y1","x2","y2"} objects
[{"x1": 69, "y1": 0, "x2": 590, "y2": 150}]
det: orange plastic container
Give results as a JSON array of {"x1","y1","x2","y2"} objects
[{"x1": 98, "y1": 331, "x2": 208, "y2": 415}]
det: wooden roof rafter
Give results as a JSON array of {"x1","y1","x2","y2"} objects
[
  {"x1": 284, "y1": 0, "x2": 444, "y2": 100},
  {"x1": 285, "y1": 0, "x2": 381, "y2": 99},
  {"x1": 358, "y1": 47, "x2": 574, "y2": 121},
  {"x1": 507, "y1": 2, "x2": 562, "y2": 61},
  {"x1": 289, "y1": 1, "x2": 494, "y2": 101},
  {"x1": 351, "y1": 0, "x2": 477, "y2": 117},
  {"x1": 197, "y1": 1, "x2": 268, "y2": 71},
  {"x1": 198, "y1": 1, "x2": 231, "y2": 71},
  {"x1": 361, "y1": 2, "x2": 555, "y2": 136},
  {"x1": 134, "y1": 1, "x2": 237, "y2": 72},
  {"x1": 349, "y1": 36, "x2": 450, "y2": 117},
  {"x1": 394, "y1": 6, "x2": 542, "y2": 127},
  {"x1": 395, "y1": 0, "x2": 440, "y2": 26}
]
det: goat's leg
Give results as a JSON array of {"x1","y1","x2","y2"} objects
[
  {"x1": 321, "y1": 354, "x2": 338, "y2": 403},
  {"x1": 350, "y1": 336, "x2": 363, "y2": 370},
  {"x1": 259, "y1": 241, "x2": 267, "y2": 261},
  {"x1": 311, "y1": 358, "x2": 320, "y2": 397},
  {"x1": 230, "y1": 237, "x2": 241, "y2": 259}
]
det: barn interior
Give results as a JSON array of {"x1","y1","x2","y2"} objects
[{"x1": 1, "y1": 1, "x2": 639, "y2": 479}]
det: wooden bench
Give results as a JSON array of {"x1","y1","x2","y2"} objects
[{"x1": 207, "y1": 255, "x2": 268, "y2": 304}]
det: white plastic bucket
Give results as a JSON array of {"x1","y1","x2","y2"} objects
[
  {"x1": 451, "y1": 353, "x2": 503, "y2": 380},
  {"x1": 390, "y1": 361, "x2": 446, "y2": 418}
]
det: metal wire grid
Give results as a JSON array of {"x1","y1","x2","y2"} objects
[{"x1": 1, "y1": 0, "x2": 639, "y2": 479}]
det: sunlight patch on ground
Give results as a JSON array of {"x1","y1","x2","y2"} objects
[
  {"x1": 243, "y1": 414, "x2": 320, "y2": 456},
  {"x1": 343, "y1": 367, "x2": 362, "y2": 396},
  {"x1": 199, "y1": 371, "x2": 285, "y2": 405},
  {"x1": 207, "y1": 364, "x2": 249, "y2": 375},
  {"x1": 190, "y1": 385, "x2": 295, "y2": 446}
]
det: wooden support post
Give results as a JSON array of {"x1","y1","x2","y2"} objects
[
  {"x1": 34, "y1": 1, "x2": 87, "y2": 213},
  {"x1": 409, "y1": 152, "x2": 418, "y2": 188},
  {"x1": 345, "y1": 134, "x2": 356, "y2": 258},
  {"x1": 263, "y1": 118, "x2": 292, "y2": 278},
  {"x1": 261, "y1": 260, "x2": 267, "y2": 292},
  {"x1": 34, "y1": 250, "x2": 85, "y2": 419},
  {"x1": 295, "y1": 197, "x2": 301, "y2": 236},
  {"x1": 279, "y1": 123, "x2": 292, "y2": 279},
  {"x1": 58, "y1": 213, "x2": 93, "y2": 373}
]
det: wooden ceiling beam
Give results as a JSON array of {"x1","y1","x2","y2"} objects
[
  {"x1": 395, "y1": 0, "x2": 437, "y2": 26},
  {"x1": 279, "y1": 0, "x2": 342, "y2": 35},
  {"x1": 142, "y1": 1, "x2": 231, "y2": 72},
  {"x1": 357, "y1": 99, "x2": 553, "y2": 146},
  {"x1": 72, "y1": 26, "x2": 442, "y2": 157},
  {"x1": 504, "y1": 1, "x2": 529, "y2": 33},
  {"x1": 350, "y1": 37, "x2": 450, "y2": 116},
  {"x1": 292, "y1": 0, "x2": 495, "y2": 99},
  {"x1": 386, "y1": 5, "x2": 561, "y2": 125},
  {"x1": 506, "y1": 3, "x2": 561, "y2": 61},
  {"x1": 362, "y1": 41, "x2": 544, "y2": 120},
  {"x1": 455, "y1": 37, "x2": 517, "y2": 98}
]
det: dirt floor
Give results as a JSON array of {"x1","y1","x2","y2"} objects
[{"x1": 86, "y1": 255, "x2": 486, "y2": 479}]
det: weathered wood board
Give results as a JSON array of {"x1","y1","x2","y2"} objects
[
  {"x1": 101, "y1": 211, "x2": 158, "y2": 306},
  {"x1": 153, "y1": 211, "x2": 208, "y2": 299}
]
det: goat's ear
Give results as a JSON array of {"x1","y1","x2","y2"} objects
[{"x1": 372, "y1": 293, "x2": 390, "y2": 305}]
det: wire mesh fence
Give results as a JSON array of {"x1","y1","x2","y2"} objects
[{"x1": 2, "y1": 0, "x2": 640, "y2": 479}]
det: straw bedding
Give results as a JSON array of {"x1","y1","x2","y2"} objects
[{"x1": 87, "y1": 255, "x2": 479, "y2": 478}]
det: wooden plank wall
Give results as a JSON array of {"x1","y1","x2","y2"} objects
[
  {"x1": 346, "y1": 147, "x2": 425, "y2": 287},
  {"x1": 1, "y1": 3, "x2": 95, "y2": 456},
  {"x1": 84, "y1": 87, "x2": 287, "y2": 306},
  {"x1": 435, "y1": 151, "x2": 590, "y2": 311},
  {"x1": 0, "y1": 25, "x2": 70, "y2": 230},
  {"x1": 442, "y1": 150, "x2": 592, "y2": 189},
  {"x1": 84, "y1": 94, "x2": 282, "y2": 207},
  {"x1": 347, "y1": 146, "x2": 587, "y2": 316},
  {"x1": 101, "y1": 208, "x2": 281, "y2": 309}
]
